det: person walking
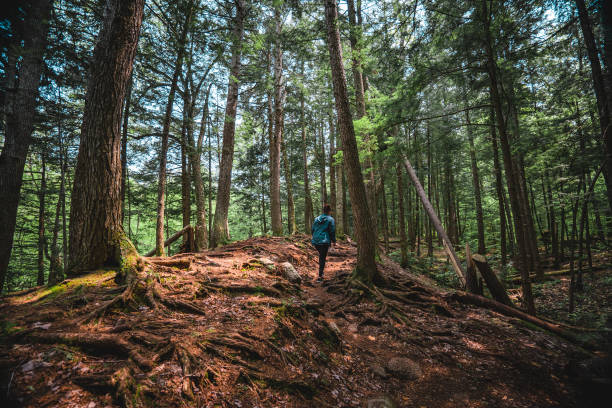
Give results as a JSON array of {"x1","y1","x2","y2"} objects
[{"x1": 311, "y1": 204, "x2": 336, "y2": 282}]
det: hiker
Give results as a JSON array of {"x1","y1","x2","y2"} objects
[{"x1": 311, "y1": 203, "x2": 336, "y2": 282}]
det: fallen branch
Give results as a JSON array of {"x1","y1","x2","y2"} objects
[{"x1": 447, "y1": 291, "x2": 591, "y2": 348}]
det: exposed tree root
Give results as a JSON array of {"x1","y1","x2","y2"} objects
[
  {"x1": 207, "y1": 334, "x2": 265, "y2": 360},
  {"x1": 71, "y1": 374, "x2": 115, "y2": 393},
  {"x1": 177, "y1": 347, "x2": 195, "y2": 401},
  {"x1": 200, "y1": 282, "x2": 282, "y2": 298},
  {"x1": 23, "y1": 332, "x2": 153, "y2": 370},
  {"x1": 111, "y1": 367, "x2": 139, "y2": 408},
  {"x1": 238, "y1": 369, "x2": 316, "y2": 398},
  {"x1": 149, "y1": 281, "x2": 206, "y2": 315}
]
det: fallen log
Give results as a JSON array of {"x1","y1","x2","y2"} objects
[
  {"x1": 145, "y1": 225, "x2": 193, "y2": 257},
  {"x1": 447, "y1": 291, "x2": 589, "y2": 348},
  {"x1": 508, "y1": 264, "x2": 608, "y2": 284}
]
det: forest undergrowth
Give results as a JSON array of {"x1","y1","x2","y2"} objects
[{"x1": 1, "y1": 235, "x2": 610, "y2": 408}]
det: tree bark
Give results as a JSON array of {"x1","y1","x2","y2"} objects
[
  {"x1": 466, "y1": 109, "x2": 486, "y2": 254},
  {"x1": 481, "y1": 0, "x2": 534, "y2": 313},
  {"x1": 260, "y1": 126, "x2": 268, "y2": 235},
  {"x1": 270, "y1": 5, "x2": 284, "y2": 236},
  {"x1": 347, "y1": 0, "x2": 376, "y2": 238},
  {"x1": 444, "y1": 159, "x2": 458, "y2": 246},
  {"x1": 155, "y1": 3, "x2": 192, "y2": 256},
  {"x1": 396, "y1": 164, "x2": 408, "y2": 267},
  {"x1": 68, "y1": 0, "x2": 144, "y2": 275},
  {"x1": 575, "y1": 0, "x2": 612, "y2": 213},
  {"x1": 427, "y1": 124, "x2": 434, "y2": 257},
  {"x1": 121, "y1": 75, "x2": 132, "y2": 224},
  {"x1": 380, "y1": 171, "x2": 390, "y2": 253},
  {"x1": 37, "y1": 152, "x2": 46, "y2": 286},
  {"x1": 329, "y1": 110, "x2": 337, "y2": 222},
  {"x1": 318, "y1": 125, "x2": 328, "y2": 207},
  {"x1": 603, "y1": 0, "x2": 612, "y2": 129},
  {"x1": 191, "y1": 84, "x2": 211, "y2": 250},
  {"x1": 324, "y1": 0, "x2": 381, "y2": 284},
  {"x1": 300, "y1": 85, "x2": 314, "y2": 233},
  {"x1": 545, "y1": 172, "x2": 560, "y2": 268},
  {"x1": 0, "y1": 0, "x2": 52, "y2": 292},
  {"x1": 210, "y1": 0, "x2": 245, "y2": 247},
  {"x1": 181, "y1": 81, "x2": 192, "y2": 245},
  {"x1": 48, "y1": 135, "x2": 65, "y2": 285},
  {"x1": 282, "y1": 132, "x2": 297, "y2": 234}
]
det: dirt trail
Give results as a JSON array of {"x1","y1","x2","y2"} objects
[{"x1": 0, "y1": 235, "x2": 600, "y2": 407}]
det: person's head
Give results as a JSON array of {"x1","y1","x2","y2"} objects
[{"x1": 323, "y1": 203, "x2": 332, "y2": 215}]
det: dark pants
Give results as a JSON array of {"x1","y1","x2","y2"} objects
[{"x1": 314, "y1": 244, "x2": 330, "y2": 278}]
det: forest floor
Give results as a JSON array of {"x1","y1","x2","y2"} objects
[{"x1": 1, "y1": 235, "x2": 610, "y2": 408}]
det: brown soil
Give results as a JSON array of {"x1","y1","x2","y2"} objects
[{"x1": 0, "y1": 235, "x2": 605, "y2": 407}]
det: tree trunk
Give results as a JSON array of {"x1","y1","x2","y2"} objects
[
  {"x1": 208, "y1": 110, "x2": 213, "y2": 241},
  {"x1": 380, "y1": 171, "x2": 390, "y2": 253},
  {"x1": 282, "y1": 132, "x2": 297, "y2": 234},
  {"x1": 347, "y1": 0, "x2": 376, "y2": 238},
  {"x1": 329, "y1": 111, "x2": 337, "y2": 222},
  {"x1": 517, "y1": 159, "x2": 542, "y2": 279},
  {"x1": 336, "y1": 136, "x2": 345, "y2": 236},
  {"x1": 48, "y1": 136, "x2": 65, "y2": 285},
  {"x1": 481, "y1": 0, "x2": 534, "y2": 313},
  {"x1": 342, "y1": 166, "x2": 349, "y2": 235},
  {"x1": 603, "y1": 0, "x2": 612, "y2": 131},
  {"x1": 121, "y1": 75, "x2": 132, "y2": 224},
  {"x1": 0, "y1": 0, "x2": 52, "y2": 293},
  {"x1": 466, "y1": 109, "x2": 486, "y2": 254},
  {"x1": 324, "y1": 0, "x2": 381, "y2": 284},
  {"x1": 396, "y1": 164, "x2": 408, "y2": 267},
  {"x1": 445, "y1": 160, "x2": 458, "y2": 246},
  {"x1": 270, "y1": 6, "x2": 284, "y2": 236},
  {"x1": 390, "y1": 182, "x2": 396, "y2": 237},
  {"x1": 260, "y1": 126, "x2": 268, "y2": 234},
  {"x1": 427, "y1": 124, "x2": 434, "y2": 257},
  {"x1": 346, "y1": 0, "x2": 366, "y2": 118},
  {"x1": 318, "y1": 125, "x2": 328, "y2": 207},
  {"x1": 301, "y1": 86, "x2": 314, "y2": 232},
  {"x1": 37, "y1": 152, "x2": 46, "y2": 286},
  {"x1": 546, "y1": 172, "x2": 560, "y2": 268},
  {"x1": 190, "y1": 84, "x2": 211, "y2": 250},
  {"x1": 211, "y1": 0, "x2": 245, "y2": 247},
  {"x1": 68, "y1": 0, "x2": 144, "y2": 275},
  {"x1": 155, "y1": 3, "x2": 192, "y2": 256},
  {"x1": 181, "y1": 83, "x2": 192, "y2": 244},
  {"x1": 575, "y1": 0, "x2": 612, "y2": 213}
]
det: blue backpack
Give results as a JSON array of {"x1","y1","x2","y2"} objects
[{"x1": 311, "y1": 214, "x2": 336, "y2": 245}]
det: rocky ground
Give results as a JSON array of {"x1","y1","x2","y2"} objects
[{"x1": 0, "y1": 235, "x2": 609, "y2": 407}]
